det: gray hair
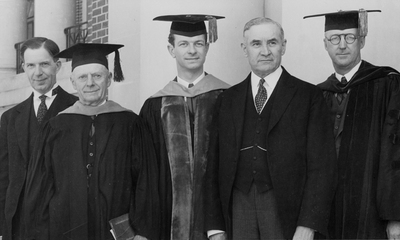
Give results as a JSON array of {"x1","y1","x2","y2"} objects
[{"x1": 243, "y1": 17, "x2": 285, "y2": 40}]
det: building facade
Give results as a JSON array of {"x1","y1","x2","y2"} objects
[{"x1": 1, "y1": 0, "x2": 398, "y2": 117}]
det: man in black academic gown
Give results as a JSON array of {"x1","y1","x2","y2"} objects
[
  {"x1": 304, "y1": 9, "x2": 400, "y2": 239},
  {"x1": 0, "y1": 37, "x2": 77, "y2": 240},
  {"x1": 139, "y1": 15, "x2": 229, "y2": 240},
  {"x1": 24, "y1": 43, "x2": 158, "y2": 240}
]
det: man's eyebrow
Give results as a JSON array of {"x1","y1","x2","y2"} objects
[
  {"x1": 267, "y1": 38, "x2": 278, "y2": 42},
  {"x1": 249, "y1": 39, "x2": 261, "y2": 43},
  {"x1": 76, "y1": 73, "x2": 88, "y2": 77}
]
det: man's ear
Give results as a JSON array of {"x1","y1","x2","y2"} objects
[
  {"x1": 55, "y1": 60, "x2": 62, "y2": 73},
  {"x1": 167, "y1": 44, "x2": 176, "y2": 58},
  {"x1": 241, "y1": 43, "x2": 248, "y2": 57},
  {"x1": 359, "y1": 36, "x2": 366, "y2": 50},
  {"x1": 70, "y1": 76, "x2": 77, "y2": 91},
  {"x1": 323, "y1": 38, "x2": 328, "y2": 51},
  {"x1": 281, "y1": 39, "x2": 287, "y2": 56}
]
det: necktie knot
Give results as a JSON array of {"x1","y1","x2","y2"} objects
[
  {"x1": 188, "y1": 83, "x2": 194, "y2": 88},
  {"x1": 336, "y1": 78, "x2": 348, "y2": 105},
  {"x1": 341, "y1": 76, "x2": 348, "y2": 85},
  {"x1": 39, "y1": 94, "x2": 47, "y2": 102},
  {"x1": 259, "y1": 78, "x2": 265, "y2": 86}
]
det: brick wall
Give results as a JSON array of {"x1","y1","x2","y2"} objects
[
  {"x1": 87, "y1": 0, "x2": 109, "y2": 43},
  {"x1": 76, "y1": 0, "x2": 82, "y2": 24}
]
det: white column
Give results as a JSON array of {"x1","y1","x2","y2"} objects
[
  {"x1": 0, "y1": 0, "x2": 26, "y2": 79},
  {"x1": 35, "y1": 0, "x2": 76, "y2": 51}
]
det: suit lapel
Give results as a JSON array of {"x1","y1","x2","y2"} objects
[
  {"x1": 268, "y1": 68, "x2": 297, "y2": 133},
  {"x1": 232, "y1": 74, "x2": 251, "y2": 149},
  {"x1": 15, "y1": 94, "x2": 34, "y2": 163}
]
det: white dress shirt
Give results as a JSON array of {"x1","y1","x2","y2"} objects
[
  {"x1": 177, "y1": 72, "x2": 205, "y2": 88},
  {"x1": 334, "y1": 60, "x2": 362, "y2": 82},
  {"x1": 33, "y1": 84, "x2": 59, "y2": 116},
  {"x1": 251, "y1": 66, "x2": 282, "y2": 112}
]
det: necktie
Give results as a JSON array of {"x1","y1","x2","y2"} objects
[
  {"x1": 187, "y1": 83, "x2": 195, "y2": 114},
  {"x1": 255, "y1": 78, "x2": 267, "y2": 114},
  {"x1": 187, "y1": 83, "x2": 195, "y2": 152},
  {"x1": 336, "y1": 77, "x2": 348, "y2": 105},
  {"x1": 340, "y1": 76, "x2": 348, "y2": 85},
  {"x1": 37, "y1": 95, "x2": 48, "y2": 124}
]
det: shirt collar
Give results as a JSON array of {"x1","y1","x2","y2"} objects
[
  {"x1": 335, "y1": 61, "x2": 362, "y2": 82},
  {"x1": 32, "y1": 84, "x2": 59, "y2": 99},
  {"x1": 251, "y1": 66, "x2": 282, "y2": 90},
  {"x1": 177, "y1": 72, "x2": 206, "y2": 88}
]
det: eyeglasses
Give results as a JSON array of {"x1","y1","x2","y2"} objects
[{"x1": 326, "y1": 34, "x2": 358, "y2": 45}]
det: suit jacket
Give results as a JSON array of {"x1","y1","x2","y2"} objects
[
  {"x1": 205, "y1": 68, "x2": 337, "y2": 239},
  {"x1": 0, "y1": 86, "x2": 77, "y2": 239}
]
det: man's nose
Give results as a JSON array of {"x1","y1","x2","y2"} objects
[
  {"x1": 339, "y1": 35, "x2": 347, "y2": 49},
  {"x1": 261, "y1": 43, "x2": 271, "y2": 55},
  {"x1": 34, "y1": 65, "x2": 43, "y2": 75},
  {"x1": 188, "y1": 43, "x2": 197, "y2": 53},
  {"x1": 86, "y1": 75, "x2": 94, "y2": 86}
]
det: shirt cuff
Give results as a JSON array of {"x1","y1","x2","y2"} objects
[{"x1": 207, "y1": 230, "x2": 225, "y2": 238}]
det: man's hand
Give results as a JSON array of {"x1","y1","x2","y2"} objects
[
  {"x1": 209, "y1": 232, "x2": 227, "y2": 240},
  {"x1": 293, "y1": 226, "x2": 315, "y2": 240},
  {"x1": 134, "y1": 235, "x2": 148, "y2": 240},
  {"x1": 387, "y1": 221, "x2": 400, "y2": 240}
]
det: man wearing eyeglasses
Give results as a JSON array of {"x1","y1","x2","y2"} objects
[{"x1": 304, "y1": 9, "x2": 400, "y2": 239}]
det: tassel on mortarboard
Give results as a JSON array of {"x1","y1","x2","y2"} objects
[
  {"x1": 358, "y1": 9, "x2": 368, "y2": 37},
  {"x1": 207, "y1": 16, "x2": 218, "y2": 43},
  {"x1": 113, "y1": 50, "x2": 124, "y2": 82},
  {"x1": 303, "y1": 9, "x2": 380, "y2": 33}
]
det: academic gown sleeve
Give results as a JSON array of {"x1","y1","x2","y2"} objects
[
  {"x1": 377, "y1": 75, "x2": 400, "y2": 220},
  {"x1": 139, "y1": 98, "x2": 173, "y2": 239},
  {"x1": 130, "y1": 116, "x2": 161, "y2": 240},
  {"x1": 24, "y1": 122, "x2": 57, "y2": 240}
]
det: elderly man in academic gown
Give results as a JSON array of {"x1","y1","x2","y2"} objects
[{"x1": 24, "y1": 43, "x2": 159, "y2": 240}]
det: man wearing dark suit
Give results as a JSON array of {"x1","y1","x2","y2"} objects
[
  {"x1": 205, "y1": 17, "x2": 337, "y2": 240},
  {"x1": 0, "y1": 37, "x2": 77, "y2": 240}
]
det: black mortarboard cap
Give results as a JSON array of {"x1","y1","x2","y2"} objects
[
  {"x1": 303, "y1": 9, "x2": 381, "y2": 36},
  {"x1": 153, "y1": 14, "x2": 225, "y2": 43},
  {"x1": 55, "y1": 43, "x2": 124, "y2": 82}
]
